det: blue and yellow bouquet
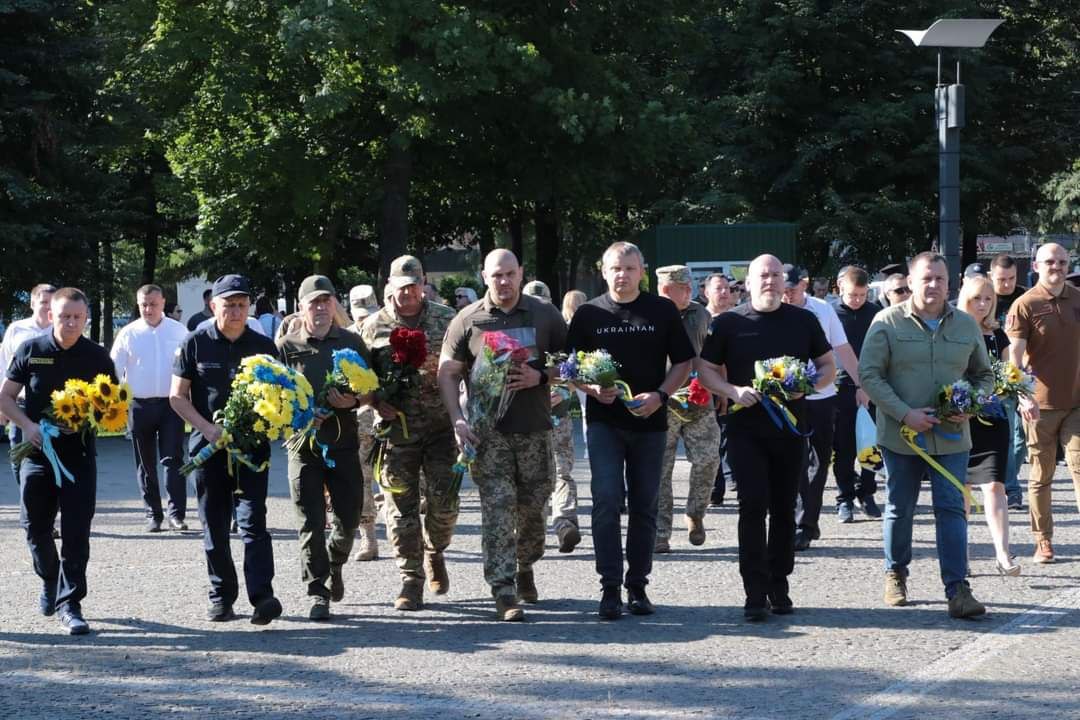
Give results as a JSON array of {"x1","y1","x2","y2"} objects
[
  {"x1": 992, "y1": 360, "x2": 1036, "y2": 401},
  {"x1": 290, "y1": 348, "x2": 379, "y2": 465},
  {"x1": 753, "y1": 356, "x2": 819, "y2": 399},
  {"x1": 181, "y1": 354, "x2": 315, "y2": 478},
  {"x1": 933, "y1": 379, "x2": 984, "y2": 422},
  {"x1": 546, "y1": 349, "x2": 640, "y2": 411}
]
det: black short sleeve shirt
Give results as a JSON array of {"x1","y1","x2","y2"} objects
[
  {"x1": 701, "y1": 302, "x2": 831, "y2": 437},
  {"x1": 564, "y1": 292, "x2": 695, "y2": 432},
  {"x1": 6, "y1": 334, "x2": 116, "y2": 454},
  {"x1": 173, "y1": 323, "x2": 278, "y2": 453}
]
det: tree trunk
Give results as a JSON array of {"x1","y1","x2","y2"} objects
[
  {"x1": 534, "y1": 201, "x2": 560, "y2": 298},
  {"x1": 102, "y1": 237, "x2": 114, "y2": 348},
  {"x1": 318, "y1": 205, "x2": 346, "y2": 276},
  {"x1": 509, "y1": 209, "x2": 524, "y2": 264},
  {"x1": 140, "y1": 169, "x2": 158, "y2": 286},
  {"x1": 378, "y1": 143, "x2": 412, "y2": 284},
  {"x1": 89, "y1": 236, "x2": 101, "y2": 344},
  {"x1": 478, "y1": 225, "x2": 495, "y2": 259}
]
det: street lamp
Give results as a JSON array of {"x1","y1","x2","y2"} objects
[{"x1": 897, "y1": 19, "x2": 1004, "y2": 287}]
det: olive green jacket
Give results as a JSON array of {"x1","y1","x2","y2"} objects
[{"x1": 858, "y1": 300, "x2": 993, "y2": 455}]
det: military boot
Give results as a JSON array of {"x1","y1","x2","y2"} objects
[
  {"x1": 686, "y1": 515, "x2": 707, "y2": 546},
  {"x1": 424, "y1": 551, "x2": 450, "y2": 595},
  {"x1": 394, "y1": 579, "x2": 424, "y2": 611},
  {"x1": 495, "y1": 593, "x2": 524, "y2": 622},
  {"x1": 516, "y1": 569, "x2": 538, "y2": 604},
  {"x1": 353, "y1": 520, "x2": 379, "y2": 562}
]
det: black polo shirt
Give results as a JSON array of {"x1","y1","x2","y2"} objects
[
  {"x1": 173, "y1": 322, "x2": 278, "y2": 453},
  {"x1": 6, "y1": 333, "x2": 116, "y2": 453},
  {"x1": 443, "y1": 292, "x2": 568, "y2": 434}
]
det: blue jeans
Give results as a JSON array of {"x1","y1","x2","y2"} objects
[
  {"x1": 1003, "y1": 397, "x2": 1023, "y2": 499},
  {"x1": 882, "y1": 447, "x2": 970, "y2": 598},
  {"x1": 587, "y1": 421, "x2": 666, "y2": 589}
]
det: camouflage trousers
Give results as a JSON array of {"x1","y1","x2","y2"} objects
[
  {"x1": 378, "y1": 429, "x2": 459, "y2": 582},
  {"x1": 549, "y1": 419, "x2": 578, "y2": 532},
  {"x1": 358, "y1": 432, "x2": 377, "y2": 524},
  {"x1": 657, "y1": 407, "x2": 721, "y2": 541},
  {"x1": 471, "y1": 429, "x2": 554, "y2": 598}
]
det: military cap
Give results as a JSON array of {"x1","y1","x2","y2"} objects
[
  {"x1": 388, "y1": 255, "x2": 424, "y2": 288},
  {"x1": 655, "y1": 265, "x2": 692, "y2": 285}
]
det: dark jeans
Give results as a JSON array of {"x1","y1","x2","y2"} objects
[
  {"x1": 288, "y1": 449, "x2": 360, "y2": 598},
  {"x1": 833, "y1": 385, "x2": 878, "y2": 504},
  {"x1": 20, "y1": 449, "x2": 96, "y2": 613},
  {"x1": 796, "y1": 396, "x2": 837, "y2": 535},
  {"x1": 9, "y1": 421, "x2": 22, "y2": 484},
  {"x1": 587, "y1": 421, "x2": 666, "y2": 589},
  {"x1": 712, "y1": 413, "x2": 733, "y2": 500},
  {"x1": 728, "y1": 427, "x2": 804, "y2": 603},
  {"x1": 194, "y1": 451, "x2": 275, "y2": 608},
  {"x1": 131, "y1": 397, "x2": 187, "y2": 521}
]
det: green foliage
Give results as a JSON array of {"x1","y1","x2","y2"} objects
[{"x1": 437, "y1": 274, "x2": 483, "y2": 305}]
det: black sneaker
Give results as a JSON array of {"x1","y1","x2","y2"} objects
[
  {"x1": 768, "y1": 591, "x2": 794, "y2": 615},
  {"x1": 557, "y1": 525, "x2": 581, "y2": 553},
  {"x1": 793, "y1": 529, "x2": 812, "y2": 551},
  {"x1": 598, "y1": 586, "x2": 622, "y2": 620},
  {"x1": 744, "y1": 598, "x2": 770, "y2": 622},
  {"x1": 858, "y1": 496, "x2": 882, "y2": 519},
  {"x1": 58, "y1": 607, "x2": 90, "y2": 635},
  {"x1": 627, "y1": 586, "x2": 655, "y2": 615},
  {"x1": 39, "y1": 586, "x2": 57, "y2": 617},
  {"x1": 1007, "y1": 493, "x2": 1024, "y2": 510},
  {"x1": 251, "y1": 597, "x2": 283, "y2": 626},
  {"x1": 329, "y1": 566, "x2": 345, "y2": 602},
  {"x1": 837, "y1": 502, "x2": 855, "y2": 524},
  {"x1": 710, "y1": 488, "x2": 724, "y2": 507},
  {"x1": 207, "y1": 601, "x2": 236, "y2": 622}
]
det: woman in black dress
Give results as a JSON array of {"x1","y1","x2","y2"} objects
[{"x1": 958, "y1": 276, "x2": 1020, "y2": 575}]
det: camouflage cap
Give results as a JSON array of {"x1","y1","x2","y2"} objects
[
  {"x1": 522, "y1": 280, "x2": 551, "y2": 301},
  {"x1": 655, "y1": 265, "x2": 692, "y2": 286},
  {"x1": 348, "y1": 284, "x2": 378, "y2": 318},
  {"x1": 388, "y1": 255, "x2": 424, "y2": 288}
]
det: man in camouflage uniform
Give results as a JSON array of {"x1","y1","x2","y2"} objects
[
  {"x1": 655, "y1": 265, "x2": 721, "y2": 553},
  {"x1": 438, "y1": 249, "x2": 568, "y2": 621},
  {"x1": 522, "y1": 280, "x2": 581, "y2": 552},
  {"x1": 348, "y1": 284, "x2": 381, "y2": 561},
  {"x1": 360, "y1": 256, "x2": 459, "y2": 611}
]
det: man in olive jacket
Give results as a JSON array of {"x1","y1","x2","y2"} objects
[{"x1": 859, "y1": 252, "x2": 994, "y2": 619}]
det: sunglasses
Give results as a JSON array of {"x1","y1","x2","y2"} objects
[{"x1": 889, "y1": 287, "x2": 912, "y2": 295}]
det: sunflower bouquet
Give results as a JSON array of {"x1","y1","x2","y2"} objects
[
  {"x1": 992, "y1": 360, "x2": 1036, "y2": 401},
  {"x1": 466, "y1": 331, "x2": 532, "y2": 432},
  {"x1": 10, "y1": 374, "x2": 131, "y2": 480},
  {"x1": 181, "y1": 354, "x2": 315, "y2": 477},
  {"x1": 752, "y1": 357, "x2": 819, "y2": 399},
  {"x1": 546, "y1": 349, "x2": 639, "y2": 411},
  {"x1": 289, "y1": 348, "x2": 379, "y2": 464}
]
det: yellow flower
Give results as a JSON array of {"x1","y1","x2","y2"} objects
[
  {"x1": 1006, "y1": 365, "x2": 1022, "y2": 383},
  {"x1": 91, "y1": 404, "x2": 127, "y2": 433},
  {"x1": 116, "y1": 383, "x2": 131, "y2": 404},
  {"x1": 51, "y1": 390, "x2": 80, "y2": 427},
  {"x1": 253, "y1": 419, "x2": 267, "y2": 433},
  {"x1": 769, "y1": 362, "x2": 786, "y2": 380}
]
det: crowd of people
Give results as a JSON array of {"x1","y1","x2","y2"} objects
[{"x1": 1, "y1": 240, "x2": 1078, "y2": 636}]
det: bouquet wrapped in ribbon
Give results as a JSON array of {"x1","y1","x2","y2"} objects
[
  {"x1": 933, "y1": 379, "x2": 984, "y2": 422},
  {"x1": 10, "y1": 374, "x2": 131, "y2": 485},
  {"x1": 467, "y1": 331, "x2": 532, "y2": 432},
  {"x1": 372, "y1": 327, "x2": 427, "y2": 439},
  {"x1": 546, "y1": 349, "x2": 641, "y2": 412},
  {"x1": 992, "y1": 360, "x2": 1036, "y2": 401},
  {"x1": 668, "y1": 374, "x2": 712, "y2": 421},
  {"x1": 290, "y1": 348, "x2": 380, "y2": 466},
  {"x1": 180, "y1": 354, "x2": 315, "y2": 480},
  {"x1": 731, "y1": 356, "x2": 817, "y2": 436}
]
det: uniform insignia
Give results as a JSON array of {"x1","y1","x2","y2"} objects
[{"x1": 29, "y1": 357, "x2": 54, "y2": 365}]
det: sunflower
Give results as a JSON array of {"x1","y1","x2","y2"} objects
[
  {"x1": 116, "y1": 383, "x2": 131, "y2": 404},
  {"x1": 89, "y1": 374, "x2": 117, "y2": 411},
  {"x1": 50, "y1": 390, "x2": 80, "y2": 428},
  {"x1": 769, "y1": 362, "x2": 786, "y2": 380},
  {"x1": 91, "y1": 404, "x2": 127, "y2": 433}
]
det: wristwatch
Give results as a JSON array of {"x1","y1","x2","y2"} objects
[{"x1": 656, "y1": 389, "x2": 669, "y2": 404}]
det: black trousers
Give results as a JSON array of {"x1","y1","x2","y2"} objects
[
  {"x1": 728, "y1": 427, "x2": 803, "y2": 603},
  {"x1": 712, "y1": 412, "x2": 734, "y2": 500},
  {"x1": 833, "y1": 385, "x2": 878, "y2": 504},
  {"x1": 796, "y1": 396, "x2": 837, "y2": 535},
  {"x1": 20, "y1": 449, "x2": 96, "y2": 613},
  {"x1": 131, "y1": 397, "x2": 187, "y2": 521},
  {"x1": 288, "y1": 448, "x2": 361, "y2": 598},
  {"x1": 194, "y1": 451, "x2": 275, "y2": 608}
]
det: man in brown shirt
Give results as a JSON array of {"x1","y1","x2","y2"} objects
[
  {"x1": 1006, "y1": 242, "x2": 1080, "y2": 564},
  {"x1": 438, "y1": 249, "x2": 567, "y2": 622}
]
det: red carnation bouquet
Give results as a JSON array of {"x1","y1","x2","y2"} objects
[
  {"x1": 669, "y1": 374, "x2": 712, "y2": 421},
  {"x1": 466, "y1": 330, "x2": 533, "y2": 433},
  {"x1": 372, "y1": 327, "x2": 428, "y2": 438}
]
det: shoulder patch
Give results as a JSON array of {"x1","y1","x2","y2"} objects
[{"x1": 29, "y1": 357, "x2": 54, "y2": 365}]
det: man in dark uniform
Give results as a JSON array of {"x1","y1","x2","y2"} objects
[
  {"x1": 1, "y1": 287, "x2": 116, "y2": 635},
  {"x1": 277, "y1": 275, "x2": 372, "y2": 620},
  {"x1": 169, "y1": 274, "x2": 283, "y2": 625}
]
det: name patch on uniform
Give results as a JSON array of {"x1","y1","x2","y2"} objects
[{"x1": 29, "y1": 357, "x2": 54, "y2": 365}]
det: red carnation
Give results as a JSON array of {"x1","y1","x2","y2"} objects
[
  {"x1": 390, "y1": 327, "x2": 427, "y2": 369},
  {"x1": 688, "y1": 378, "x2": 711, "y2": 406}
]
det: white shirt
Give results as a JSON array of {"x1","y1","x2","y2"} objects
[
  {"x1": 0, "y1": 316, "x2": 52, "y2": 374},
  {"x1": 111, "y1": 317, "x2": 190, "y2": 398},
  {"x1": 800, "y1": 295, "x2": 848, "y2": 400}
]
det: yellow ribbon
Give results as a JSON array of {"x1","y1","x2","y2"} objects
[
  {"x1": 374, "y1": 411, "x2": 410, "y2": 441},
  {"x1": 373, "y1": 439, "x2": 408, "y2": 495},
  {"x1": 899, "y1": 425, "x2": 980, "y2": 513}
]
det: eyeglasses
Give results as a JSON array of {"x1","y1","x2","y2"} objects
[
  {"x1": 455, "y1": 294, "x2": 467, "y2": 299},
  {"x1": 889, "y1": 287, "x2": 912, "y2": 296}
]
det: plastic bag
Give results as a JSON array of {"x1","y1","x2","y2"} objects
[{"x1": 855, "y1": 406, "x2": 883, "y2": 472}]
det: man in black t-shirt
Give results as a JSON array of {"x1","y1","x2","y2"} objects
[
  {"x1": 0, "y1": 288, "x2": 116, "y2": 635},
  {"x1": 170, "y1": 274, "x2": 283, "y2": 626},
  {"x1": 988, "y1": 253, "x2": 1027, "y2": 509},
  {"x1": 564, "y1": 241, "x2": 695, "y2": 620},
  {"x1": 698, "y1": 254, "x2": 835, "y2": 621},
  {"x1": 831, "y1": 266, "x2": 882, "y2": 521}
]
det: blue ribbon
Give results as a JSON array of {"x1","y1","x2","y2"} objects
[
  {"x1": 39, "y1": 420, "x2": 75, "y2": 487},
  {"x1": 913, "y1": 427, "x2": 963, "y2": 451},
  {"x1": 760, "y1": 395, "x2": 812, "y2": 437}
]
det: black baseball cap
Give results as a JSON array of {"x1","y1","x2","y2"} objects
[
  {"x1": 211, "y1": 274, "x2": 252, "y2": 299},
  {"x1": 783, "y1": 264, "x2": 808, "y2": 288},
  {"x1": 879, "y1": 262, "x2": 907, "y2": 277},
  {"x1": 963, "y1": 262, "x2": 988, "y2": 279}
]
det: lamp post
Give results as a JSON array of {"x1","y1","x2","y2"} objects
[{"x1": 897, "y1": 19, "x2": 1003, "y2": 287}]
